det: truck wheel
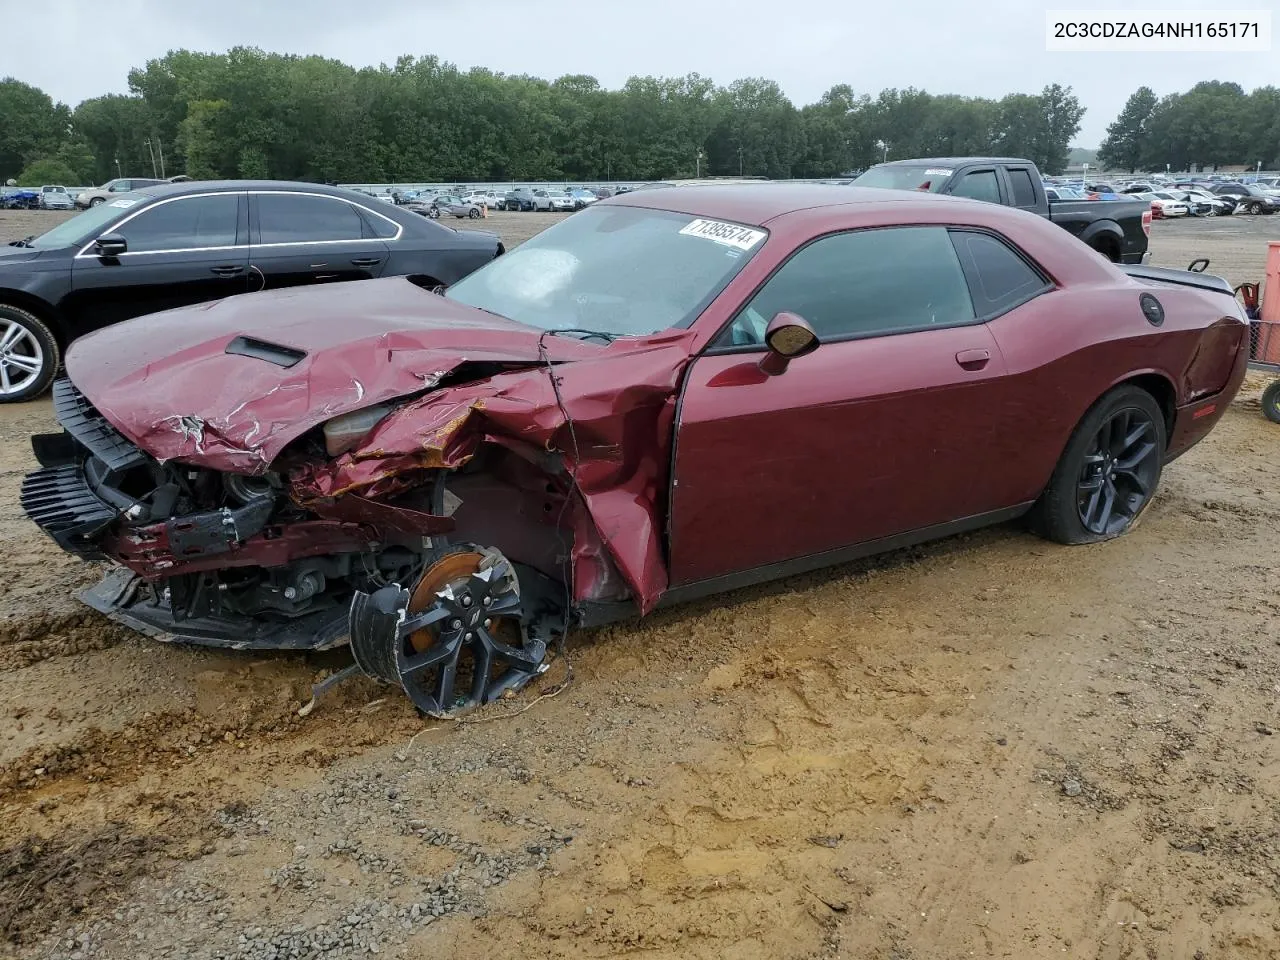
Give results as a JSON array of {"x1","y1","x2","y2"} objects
[
  {"x1": 0, "y1": 305, "x2": 60, "y2": 403},
  {"x1": 1263, "y1": 380, "x2": 1280, "y2": 424},
  {"x1": 1091, "y1": 239, "x2": 1121, "y2": 263}
]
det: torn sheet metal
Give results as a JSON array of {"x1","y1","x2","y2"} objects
[
  {"x1": 64, "y1": 277, "x2": 597, "y2": 473},
  {"x1": 291, "y1": 336, "x2": 695, "y2": 613},
  {"x1": 64, "y1": 276, "x2": 697, "y2": 613}
]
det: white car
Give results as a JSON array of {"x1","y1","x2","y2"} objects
[
  {"x1": 38, "y1": 185, "x2": 75, "y2": 210},
  {"x1": 535, "y1": 189, "x2": 576, "y2": 212},
  {"x1": 1136, "y1": 192, "x2": 1188, "y2": 218},
  {"x1": 462, "y1": 191, "x2": 496, "y2": 208},
  {"x1": 1174, "y1": 189, "x2": 1235, "y2": 216}
]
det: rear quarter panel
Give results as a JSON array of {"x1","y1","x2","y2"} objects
[{"x1": 985, "y1": 280, "x2": 1247, "y2": 505}]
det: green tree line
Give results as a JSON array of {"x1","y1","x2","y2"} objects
[
  {"x1": 6, "y1": 47, "x2": 1092, "y2": 185},
  {"x1": 1099, "y1": 81, "x2": 1280, "y2": 173}
]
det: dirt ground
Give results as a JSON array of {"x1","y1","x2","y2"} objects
[{"x1": 1, "y1": 205, "x2": 1279, "y2": 960}]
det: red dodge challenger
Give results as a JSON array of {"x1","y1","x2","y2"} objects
[{"x1": 22, "y1": 185, "x2": 1249, "y2": 714}]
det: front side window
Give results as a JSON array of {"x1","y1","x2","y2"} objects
[
  {"x1": 716, "y1": 226, "x2": 975, "y2": 347},
  {"x1": 115, "y1": 194, "x2": 240, "y2": 253},
  {"x1": 256, "y1": 194, "x2": 365, "y2": 244},
  {"x1": 952, "y1": 170, "x2": 1001, "y2": 204}
]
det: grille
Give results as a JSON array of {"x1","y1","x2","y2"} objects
[
  {"x1": 20, "y1": 464, "x2": 115, "y2": 560},
  {"x1": 51, "y1": 378, "x2": 147, "y2": 475}
]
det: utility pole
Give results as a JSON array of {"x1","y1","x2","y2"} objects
[
  {"x1": 695, "y1": 148, "x2": 704, "y2": 179},
  {"x1": 114, "y1": 157, "x2": 121, "y2": 177},
  {"x1": 738, "y1": 145, "x2": 744, "y2": 177},
  {"x1": 145, "y1": 139, "x2": 157, "y2": 177},
  {"x1": 157, "y1": 139, "x2": 166, "y2": 179}
]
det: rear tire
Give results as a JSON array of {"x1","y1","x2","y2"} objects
[
  {"x1": 1030, "y1": 385, "x2": 1166, "y2": 545},
  {"x1": 1249, "y1": 201, "x2": 1263, "y2": 215},
  {"x1": 89, "y1": 197, "x2": 104, "y2": 207},
  {"x1": 468, "y1": 208, "x2": 481, "y2": 219},
  {"x1": 1091, "y1": 239, "x2": 1121, "y2": 263},
  {"x1": 0, "y1": 304, "x2": 60, "y2": 404},
  {"x1": 1262, "y1": 380, "x2": 1280, "y2": 424}
]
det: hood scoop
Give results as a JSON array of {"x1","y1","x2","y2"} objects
[{"x1": 225, "y1": 335, "x2": 307, "y2": 368}]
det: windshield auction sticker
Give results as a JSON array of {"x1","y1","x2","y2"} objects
[{"x1": 679, "y1": 218, "x2": 766, "y2": 251}]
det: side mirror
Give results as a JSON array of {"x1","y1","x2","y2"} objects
[
  {"x1": 94, "y1": 233, "x2": 127, "y2": 257},
  {"x1": 758, "y1": 312, "x2": 819, "y2": 376}
]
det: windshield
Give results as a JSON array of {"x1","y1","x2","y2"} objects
[
  {"x1": 445, "y1": 205, "x2": 766, "y2": 337},
  {"x1": 852, "y1": 165, "x2": 951, "y2": 193},
  {"x1": 26, "y1": 195, "x2": 144, "y2": 250}
]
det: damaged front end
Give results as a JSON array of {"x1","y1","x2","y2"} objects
[
  {"x1": 20, "y1": 340, "x2": 683, "y2": 712},
  {"x1": 21, "y1": 379, "x2": 566, "y2": 711}
]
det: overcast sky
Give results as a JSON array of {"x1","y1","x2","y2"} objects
[{"x1": 9, "y1": 0, "x2": 1275, "y2": 147}]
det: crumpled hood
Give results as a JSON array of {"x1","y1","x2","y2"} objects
[{"x1": 65, "y1": 276, "x2": 598, "y2": 472}]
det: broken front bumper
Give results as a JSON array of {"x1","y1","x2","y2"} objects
[
  {"x1": 20, "y1": 378, "x2": 350, "y2": 651},
  {"x1": 80, "y1": 568, "x2": 349, "y2": 650}
]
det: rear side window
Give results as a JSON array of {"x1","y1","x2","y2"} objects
[
  {"x1": 1007, "y1": 169, "x2": 1038, "y2": 208},
  {"x1": 361, "y1": 209, "x2": 399, "y2": 239},
  {"x1": 952, "y1": 170, "x2": 1000, "y2": 204},
  {"x1": 117, "y1": 194, "x2": 240, "y2": 252},
  {"x1": 256, "y1": 194, "x2": 365, "y2": 243},
  {"x1": 949, "y1": 230, "x2": 1050, "y2": 318}
]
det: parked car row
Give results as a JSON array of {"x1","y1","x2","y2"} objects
[{"x1": 377, "y1": 185, "x2": 627, "y2": 212}]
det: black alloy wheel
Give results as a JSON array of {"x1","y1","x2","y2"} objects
[
  {"x1": 1031, "y1": 385, "x2": 1166, "y2": 545},
  {"x1": 1075, "y1": 406, "x2": 1161, "y2": 536}
]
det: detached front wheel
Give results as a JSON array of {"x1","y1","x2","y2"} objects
[
  {"x1": 0, "y1": 305, "x2": 59, "y2": 403},
  {"x1": 1032, "y1": 386, "x2": 1166, "y2": 544}
]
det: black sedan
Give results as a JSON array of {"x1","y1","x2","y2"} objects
[{"x1": 0, "y1": 181, "x2": 505, "y2": 402}]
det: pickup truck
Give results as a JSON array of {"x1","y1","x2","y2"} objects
[{"x1": 852, "y1": 157, "x2": 1150, "y2": 264}]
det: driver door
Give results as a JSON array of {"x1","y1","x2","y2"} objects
[
  {"x1": 667, "y1": 225, "x2": 1015, "y2": 587},
  {"x1": 66, "y1": 192, "x2": 249, "y2": 334}
]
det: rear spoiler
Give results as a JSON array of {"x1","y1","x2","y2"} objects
[{"x1": 1119, "y1": 263, "x2": 1234, "y2": 296}]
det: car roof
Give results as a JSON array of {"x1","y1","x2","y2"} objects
[
  {"x1": 873, "y1": 157, "x2": 1035, "y2": 167},
  {"x1": 131, "y1": 180, "x2": 381, "y2": 202},
  {"x1": 607, "y1": 183, "x2": 980, "y2": 227}
]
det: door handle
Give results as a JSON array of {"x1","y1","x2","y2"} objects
[
  {"x1": 210, "y1": 264, "x2": 245, "y2": 277},
  {"x1": 955, "y1": 348, "x2": 991, "y2": 370},
  {"x1": 350, "y1": 257, "x2": 383, "y2": 267}
]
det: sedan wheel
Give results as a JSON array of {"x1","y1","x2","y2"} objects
[
  {"x1": 0, "y1": 307, "x2": 59, "y2": 403},
  {"x1": 89, "y1": 197, "x2": 104, "y2": 207},
  {"x1": 468, "y1": 207, "x2": 481, "y2": 219},
  {"x1": 1250, "y1": 201, "x2": 1264, "y2": 215},
  {"x1": 1031, "y1": 386, "x2": 1165, "y2": 544}
]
